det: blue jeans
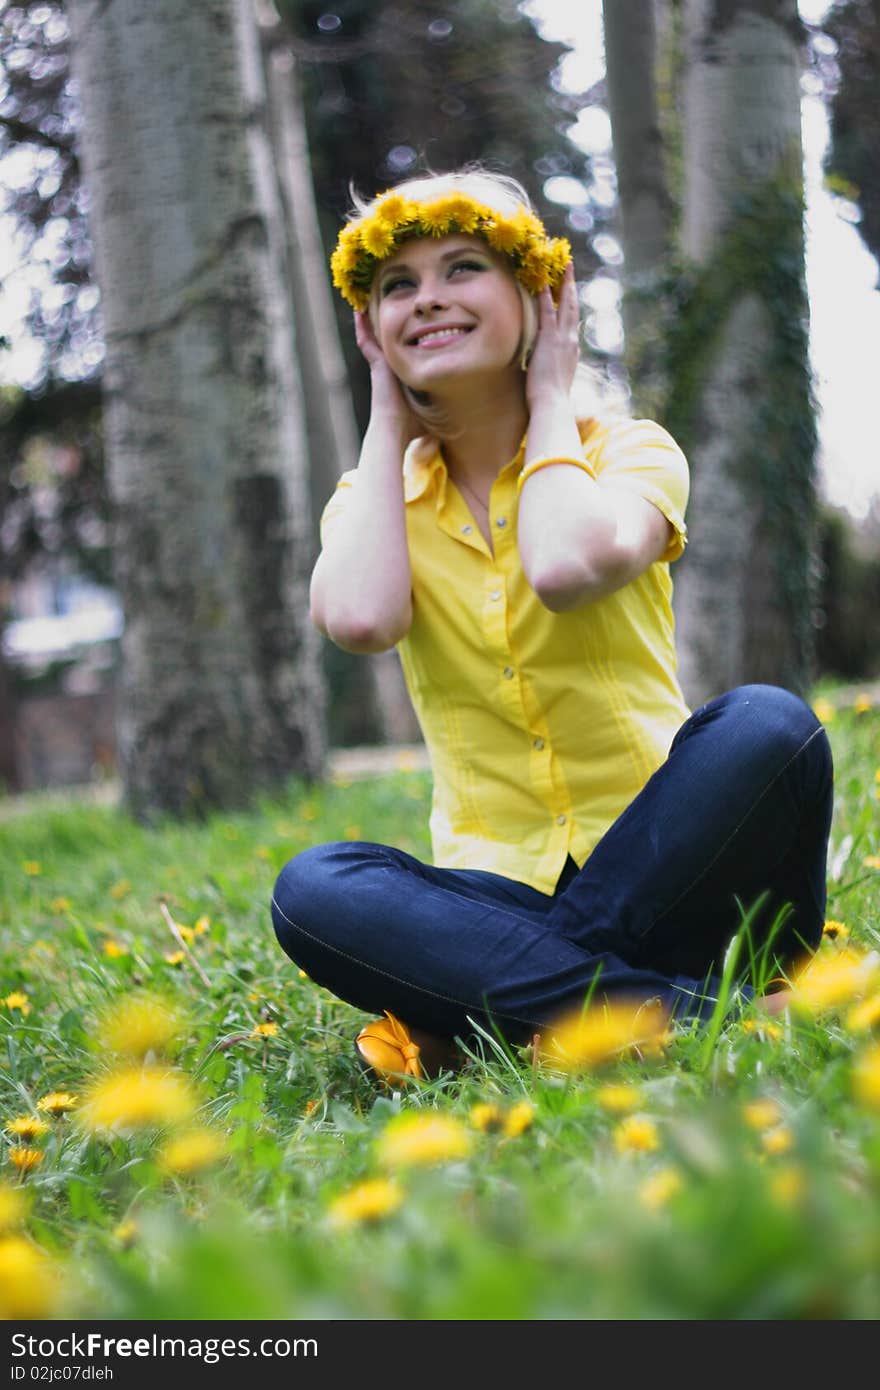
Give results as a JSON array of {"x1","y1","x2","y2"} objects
[{"x1": 271, "y1": 685, "x2": 833, "y2": 1043}]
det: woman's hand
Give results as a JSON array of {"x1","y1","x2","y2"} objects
[
  {"x1": 354, "y1": 311, "x2": 423, "y2": 443},
  {"x1": 525, "y1": 262, "x2": 580, "y2": 409}
]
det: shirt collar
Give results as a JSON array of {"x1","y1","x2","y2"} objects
[{"x1": 403, "y1": 433, "x2": 528, "y2": 506}]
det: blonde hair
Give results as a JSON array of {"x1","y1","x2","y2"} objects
[{"x1": 350, "y1": 165, "x2": 605, "y2": 434}]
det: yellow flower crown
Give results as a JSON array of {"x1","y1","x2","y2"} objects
[{"x1": 330, "y1": 190, "x2": 573, "y2": 311}]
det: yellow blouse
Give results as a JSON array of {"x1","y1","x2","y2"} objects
[{"x1": 320, "y1": 416, "x2": 691, "y2": 893}]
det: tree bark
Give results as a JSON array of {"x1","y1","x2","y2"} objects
[
  {"x1": 670, "y1": 0, "x2": 818, "y2": 706},
  {"x1": 261, "y1": 26, "x2": 419, "y2": 745},
  {"x1": 67, "y1": 0, "x2": 326, "y2": 818},
  {"x1": 602, "y1": 0, "x2": 675, "y2": 415}
]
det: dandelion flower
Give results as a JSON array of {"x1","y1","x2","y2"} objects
[
  {"x1": 469, "y1": 1102, "x2": 506, "y2": 1133},
  {"x1": 50, "y1": 897, "x2": 71, "y2": 913},
  {"x1": 743, "y1": 1098, "x2": 783, "y2": 1131},
  {"x1": 8, "y1": 1148, "x2": 44, "y2": 1174},
  {"x1": 80, "y1": 1067, "x2": 195, "y2": 1132},
  {"x1": 193, "y1": 916, "x2": 210, "y2": 936},
  {"x1": 376, "y1": 1112, "x2": 471, "y2": 1168},
  {"x1": 741, "y1": 1019, "x2": 783, "y2": 1040},
  {"x1": 21, "y1": 861, "x2": 41, "y2": 877},
  {"x1": 769, "y1": 1164, "x2": 807, "y2": 1207},
  {"x1": 638, "y1": 1166, "x2": 682, "y2": 1209},
  {"x1": 158, "y1": 1127, "x2": 227, "y2": 1175},
  {"x1": 847, "y1": 993, "x2": 880, "y2": 1033},
  {"x1": 504, "y1": 1101, "x2": 535, "y2": 1138},
  {"x1": 6, "y1": 1117, "x2": 50, "y2": 1142},
  {"x1": 864, "y1": 855, "x2": 880, "y2": 871},
  {"x1": 252, "y1": 1021, "x2": 279, "y2": 1039},
  {"x1": 613, "y1": 1115, "x2": 660, "y2": 1154},
  {"x1": 0, "y1": 1183, "x2": 27, "y2": 1232},
  {"x1": 327, "y1": 1178, "x2": 403, "y2": 1229},
  {"x1": 163, "y1": 951, "x2": 185, "y2": 966},
  {"x1": 102, "y1": 940, "x2": 128, "y2": 959},
  {"x1": 790, "y1": 947, "x2": 879, "y2": 1012},
  {"x1": 544, "y1": 998, "x2": 670, "y2": 1070},
  {"x1": 596, "y1": 1084, "x2": 643, "y2": 1113},
  {"x1": 812, "y1": 697, "x2": 835, "y2": 724},
  {"x1": 36, "y1": 1092, "x2": 77, "y2": 1116},
  {"x1": 0, "y1": 1236, "x2": 58, "y2": 1319},
  {"x1": 852, "y1": 1042, "x2": 880, "y2": 1110},
  {"x1": 109, "y1": 879, "x2": 131, "y2": 901},
  {"x1": 822, "y1": 919, "x2": 849, "y2": 942},
  {"x1": 853, "y1": 694, "x2": 872, "y2": 714},
  {"x1": 113, "y1": 1219, "x2": 139, "y2": 1248},
  {"x1": 101, "y1": 994, "x2": 182, "y2": 1058},
  {"x1": 2, "y1": 991, "x2": 31, "y2": 1017},
  {"x1": 762, "y1": 1127, "x2": 794, "y2": 1156}
]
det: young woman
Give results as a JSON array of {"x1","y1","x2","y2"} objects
[{"x1": 271, "y1": 169, "x2": 833, "y2": 1080}]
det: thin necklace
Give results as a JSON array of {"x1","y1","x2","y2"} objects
[{"x1": 456, "y1": 474, "x2": 490, "y2": 516}]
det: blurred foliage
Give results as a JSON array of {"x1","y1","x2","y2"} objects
[
  {"x1": 822, "y1": 0, "x2": 880, "y2": 266},
  {"x1": 817, "y1": 505, "x2": 880, "y2": 680}
]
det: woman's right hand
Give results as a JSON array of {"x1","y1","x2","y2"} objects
[{"x1": 354, "y1": 311, "x2": 423, "y2": 443}]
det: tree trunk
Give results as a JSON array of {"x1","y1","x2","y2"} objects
[
  {"x1": 669, "y1": 0, "x2": 818, "y2": 706},
  {"x1": 602, "y1": 0, "x2": 676, "y2": 416},
  {"x1": 67, "y1": 0, "x2": 326, "y2": 818},
  {"x1": 261, "y1": 25, "x2": 419, "y2": 746}
]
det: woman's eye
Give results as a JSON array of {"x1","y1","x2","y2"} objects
[
  {"x1": 380, "y1": 276, "x2": 413, "y2": 296},
  {"x1": 449, "y1": 260, "x2": 486, "y2": 276}
]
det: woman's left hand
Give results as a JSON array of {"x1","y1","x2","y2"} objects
[{"x1": 525, "y1": 262, "x2": 580, "y2": 408}]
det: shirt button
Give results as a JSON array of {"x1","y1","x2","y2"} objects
[
  {"x1": 556, "y1": 813, "x2": 567, "y2": 826},
  {"x1": 495, "y1": 516, "x2": 507, "y2": 528},
  {"x1": 461, "y1": 524, "x2": 473, "y2": 535},
  {"x1": 489, "y1": 590, "x2": 502, "y2": 601},
  {"x1": 502, "y1": 667, "x2": 515, "y2": 680},
  {"x1": 533, "y1": 737, "x2": 545, "y2": 750}
]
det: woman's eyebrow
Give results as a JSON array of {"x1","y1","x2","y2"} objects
[{"x1": 379, "y1": 245, "x2": 489, "y2": 280}]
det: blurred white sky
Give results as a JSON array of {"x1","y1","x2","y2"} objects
[
  {"x1": 527, "y1": 0, "x2": 880, "y2": 520},
  {"x1": 1, "y1": 0, "x2": 877, "y2": 518}
]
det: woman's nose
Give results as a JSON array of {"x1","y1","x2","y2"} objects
[{"x1": 413, "y1": 278, "x2": 448, "y2": 313}]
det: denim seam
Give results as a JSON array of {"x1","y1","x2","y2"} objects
[
  {"x1": 639, "y1": 722, "x2": 826, "y2": 940},
  {"x1": 270, "y1": 894, "x2": 551, "y2": 1030}
]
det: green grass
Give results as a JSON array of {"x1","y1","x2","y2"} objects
[{"x1": 1, "y1": 692, "x2": 878, "y2": 1320}]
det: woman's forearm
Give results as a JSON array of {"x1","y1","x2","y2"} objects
[{"x1": 310, "y1": 416, "x2": 414, "y2": 653}]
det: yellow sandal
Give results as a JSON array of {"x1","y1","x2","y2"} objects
[{"x1": 355, "y1": 1011, "x2": 423, "y2": 1083}]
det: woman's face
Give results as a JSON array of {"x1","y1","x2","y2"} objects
[{"x1": 372, "y1": 234, "x2": 525, "y2": 396}]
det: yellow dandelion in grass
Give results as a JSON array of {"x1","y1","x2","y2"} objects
[
  {"x1": 158, "y1": 1127, "x2": 227, "y2": 1176},
  {"x1": 544, "y1": 997, "x2": 670, "y2": 1070},
  {"x1": 252, "y1": 1021, "x2": 279, "y2": 1038},
  {"x1": 36, "y1": 1091, "x2": 77, "y2": 1116},
  {"x1": 743, "y1": 1098, "x2": 783, "y2": 1131},
  {"x1": 790, "y1": 946, "x2": 879, "y2": 1013},
  {"x1": 812, "y1": 697, "x2": 835, "y2": 724},
  {"x1": 847, "y1": 993, "x2": 880, "y2": 1033},
  {"x1": 0, "y1": 1235, "x2": 59, "y2": 1319},
  {"x1": 343, "y1": 825, "x2": 362, "y2": 840},
  {"x1": 376, "y1": 1112, "x2": 471, "y2": 1169},
  {"x1": 327, "y1": 1178, "x2": 403, "y2": 1229},
  {"x1": 864, "y1": 855, "x2": 880, "y2": 871},
  {"x1": 163, "y1": 950, "x2": 185, "y2": 966},
  {"x1": 101, "y1": 994, "x2": 182, "y2": 1058},
  {"x1": 6, "y1": 1117, "x2": 50, "y2": 1143},
  {"x1": 176, "y1": 924, "x2": 196, "y2": 943},
  {"x1": 761, "y1": 1126, "x2": 795, "y2": 1157},
  {"x1": 8, "y1": 1148, "x2": 44, "y2": 1174},
  {"x1": 102, "y1": 939, "x2": 128, "y2": 959},
  {"x1": 109, "y1": 879, "x2": 132, "y2": 901},
  {"x1": 192, "y1": 916, "x2": 210, "y2": 936},
  {"x1": 740, "y1": 1019, "x2": 783, "y2": 1041},
  {"x1": 80, "y1": 1068, "x2": 195, "y2": 1132},
  {"x1": 504, "y1": 1101, "x2": 535, "y2": 1138},
  {"x1": 853, "y1": 693, "x2": 872, "y2": 714},
  {"x1": 113, "y1": 1219, "x2": 138, "y2": 1248},
  {"x1": 638, "y1": 1166, "x2": 683, "y2": 1210},
  {"x1": 0, "y1": 1183, "x2": 27, "y2": 1231},
  {"x1": 21, "y1": 860, "x2": 41, "y2": 877},
  {"x1": 469, "y1": 1103, "x2": 506, "y2": 1133},
  {"x1": 852, "y1": 1042, "x2": 880, "y2": 1110},
  {"x1": 613, "y1": 1115, "x2": 660, "y2": 1154},
  {"x1": 49, "y1": 896, "x2": 71, "y2": 913},
  {"x1": 822, "y1": 918, "x2": 850, "y2": 942},
  {"x1": 2, "y1": 991, "x2": 31, "y2": 1017},
  {"x1": 596, "y1": 1084, "x2": 644, "y2": 1113},
  {"x1": 769, "y1": 1163, "x2": 807, "y2": 1207}
]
